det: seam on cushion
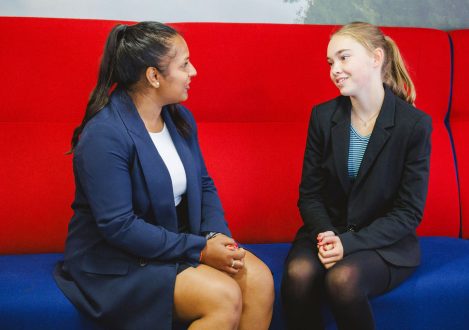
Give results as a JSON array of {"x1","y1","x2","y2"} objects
[{"x1": 445, "y1": 32, "x2": 462, "y2": 238}]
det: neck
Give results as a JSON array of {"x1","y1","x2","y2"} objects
[
  {"x1": 350, "y1": 83, "x2": 385, "y2": 117},
  {"x1": 128, "y1": 89, "x2": 164, "y2": 133}
]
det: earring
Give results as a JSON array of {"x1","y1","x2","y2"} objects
[{"x1": 155, "y1": 81, "x2": 160, "y2": 88}]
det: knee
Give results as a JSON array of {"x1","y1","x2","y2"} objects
[
  {"x1": 212, "y1": 279, "x2": 243, "y2": 323},
  {"x1": 283, "y1": 258, "x2": 319, "y2": 295},
  {"x1": 285, "y1": 258, "x2": 314, "y2": 282},
  {"x1": 248, "y1": 264, "x2": 275, "y2": 306},
  {"x1": 325, "y1": 266, "x2": 363, "y2": 305}
]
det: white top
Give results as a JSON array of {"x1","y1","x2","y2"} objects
[{"x1": 149, "y1": 123, "x2": 187, "y2": 206}]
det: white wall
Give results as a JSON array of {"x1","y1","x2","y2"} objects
[
  {"x1": 0, "y1": 0, "x2": 308, "y2": 23},
  {"x1": 1, "y1": 0, "x2": 468, "y2": 29}
]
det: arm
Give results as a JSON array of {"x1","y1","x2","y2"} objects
[
  {"x1": 75, "y1": 122, "x2": 206, "y2": 264},
  {"x1": 340, "y1": 115, "x2": 432, "y2": 255},
  {"x1": 298, "y1": 107, "x2": 337, "y2": 237}
]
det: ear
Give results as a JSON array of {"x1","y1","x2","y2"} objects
[
  {"x1": 372, "y1": 47, "x2": 385, "y2": 68},
  {"x1": 145, "y1": 67, "x2": 161, "y2": 88}
]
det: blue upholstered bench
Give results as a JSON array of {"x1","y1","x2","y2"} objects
[{"x1": 1, "y1": 237, "x2": 468, "y2": 330}]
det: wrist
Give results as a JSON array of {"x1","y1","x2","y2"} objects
[{"x1": 205, "y1": 232, "x2": 220, "y2": 240}]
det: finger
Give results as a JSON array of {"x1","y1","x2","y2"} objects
[
  {"x1": 319, "y1": 248, "x2": 340, "y2": 259},
  {"x1": 232, "y1": 248, "x2": 246, "y2": 259},
  {"x1": 226, "y1": 243, "x2": 238, "y2": 250},
  {"x1": 324, "y1": 262, "x2": 336, "y2": 269},
  {"x1": 216, "y1": 235, "x2": 236, "y2": 245},
  {"x1": 232, "y1": 259, "x2": 244, "y2": 270},
  {"x1": 223, "y1": 265, "x2": 239, "y2": 275},
  {"x1": 318, "y1": 253, "x2": 328, "y2": 265},
  {"x1": 318, "y1": 248, "x2": 340, "y2": 261},
  {"x1": 317, "y1": 231, "x2": 335, "y2": 241},
  {"x1": 320, "y1": 236, "x2": 338, "y2": 245}
]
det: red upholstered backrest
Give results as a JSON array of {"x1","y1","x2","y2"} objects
[
  {"x1": 449, "y1": 30, "x2": 469, "y2": 238},
  {"x1": 0, "y1": 18, "x2": 459, "y2": 254},
  {"x1": 178, "y1": 24, "x2": 459, "y2": 240}
]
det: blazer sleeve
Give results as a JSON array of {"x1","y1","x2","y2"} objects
[
  {"x1": 340, "y1": 114, "x2": 432, "y2": 255},
  {"x1": 298, "y1": 107, "x2": 337, "y2": 237},
  {"x1": 181, "y1": 106, "x2": 232, "y2": 237},
  {"x1": 75, "y1": 121, "x2": 206, "y2": 264}
]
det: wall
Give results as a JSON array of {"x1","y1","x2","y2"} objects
[{"x1": 1, "y1": 0, "x2": 468, "y2": 30}]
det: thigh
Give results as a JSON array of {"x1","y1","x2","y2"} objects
[
  {"x1": 173, "y1": 264, "x2": 241, "y2": 322},
  {"x1": 231, "y1": 250, "x2": 274, "y2": 297},
  {"x1": 328, "y1": 250, "x2": 391, "y2": 297}
]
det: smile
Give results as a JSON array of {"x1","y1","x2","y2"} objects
[{"x1": 335, "y1": 77, "x2": 348, "y2": 85}]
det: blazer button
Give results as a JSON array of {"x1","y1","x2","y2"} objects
[
  {"x1": 139, "y1": 257, "x2": 148, "y2": 267},
  {"x1": 347, "y1": 224, "x2": 357, "y2": 232}
]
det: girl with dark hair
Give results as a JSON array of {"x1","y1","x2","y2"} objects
[
  {"x1": 281, "y1": 22, "x2": 432, "y2": 330},
  {"x1": 54, "y1": 22, "x2": 274, "y2": 330}
]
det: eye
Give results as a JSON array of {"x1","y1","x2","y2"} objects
[
  {"x1": 340, "y1": 54, "x2": 350, "y2": 61},
  {"x1": 327, "y1": 60, "x2": 333, "y2": 66}
]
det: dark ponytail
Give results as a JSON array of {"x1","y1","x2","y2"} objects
[
  {"x1": 69, "y1": 24, "x2": 126, "y2": 153},
  {"x1": 69, "y1": 22, "x2": 191, "y2": 153}
]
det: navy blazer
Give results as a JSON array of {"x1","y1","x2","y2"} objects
[
  {"x1": 296, "y1": 87, "x2": 432, "y2": 267},
  {"x1": 54, "y1": 88, "x2": 231, "y2": 330}
]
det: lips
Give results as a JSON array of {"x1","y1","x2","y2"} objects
[{"x1": 335, "y1": 77, "x2": 348, "y2": 85}]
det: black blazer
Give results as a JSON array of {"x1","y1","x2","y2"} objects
[{"x1": 296, "y1": 86, "x2": 432, "y2": 267}]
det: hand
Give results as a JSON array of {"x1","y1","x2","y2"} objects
[
  {"x1": 316, "y1": 231, "x2": 335, "y2": 243},
  {"x1": 316, "y1": 231, "x2": 335, "y2": 255},
  {"x1": 200, "y1": 234, "x2": 246, "y2": 275},
  {"x1": 317, "y1": 235, "x2": 344, "y2": 269}
]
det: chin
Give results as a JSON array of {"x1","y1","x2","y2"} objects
[
  {"x1": 337, "y1": 85, "x2": 356, "y2": 97},
  {"x1": 338, "y1": 88, "x2": 351, "y2": 96}
]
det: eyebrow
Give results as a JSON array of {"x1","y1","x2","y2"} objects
[{"x1": 327, "y1": 49, "x2": 351, "y2": 60}]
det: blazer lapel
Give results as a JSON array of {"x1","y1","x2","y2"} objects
[
  {"x1": 111, "y1": 89, "x2": 178, "y2": 232},
  {"x1": 162, "y1": 108, "x2": 202, "y2": 234},
  {"x1": 331, "y1": 98, "x2": 352, "y2": 194},
  {"x1": 352, "y1": 87, "x2": 395, "y2": 189}
]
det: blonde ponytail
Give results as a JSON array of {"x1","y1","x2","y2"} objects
[{"x1": 383, "y1": 36, "x2": 416, "y2": 104}]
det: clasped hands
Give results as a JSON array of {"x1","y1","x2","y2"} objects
[
  {"x1": 316, "y1": 231, "x2": 344, "y2": 269},
  {"x1": 200, "y1": 234, "x2": 246, "y2": 275}
]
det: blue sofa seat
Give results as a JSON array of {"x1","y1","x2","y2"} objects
[{"x1": 1, "y1": 237, "x2": 468, "y2": 330}]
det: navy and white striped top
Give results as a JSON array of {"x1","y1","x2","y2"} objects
[{"x1": 348, "y1": 125, "x2": 370, "y2": 179}]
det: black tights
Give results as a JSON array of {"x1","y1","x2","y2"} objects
[{"x1": 281, "y1": 238, "x2": 415, "y2": 330}]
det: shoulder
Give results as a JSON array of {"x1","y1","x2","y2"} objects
[
  {"x1": 394, "y1": 97, "x2": 432, "y2": 132},
  {"x1": 310, "y1": 94, "x2": 348, "y2": 125},
  {"x1": 75, "y1": 105, "x2": 132, "y2": 156},
  {"x1": 314, "y1": 94, "x2": 345, "y2": 113}
]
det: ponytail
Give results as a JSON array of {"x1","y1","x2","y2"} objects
[
  {"x1": 383, "y1": 36, "x2": 416, "y2": 105},
  {"x1": 333, "y1": 22, "x2": 416, "y2": 105},
  {"x1": 68, "y1": 24, "x2": 127, "y2": 153}
]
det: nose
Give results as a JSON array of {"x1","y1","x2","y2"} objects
[
  {"x1": 189, "y1": 62, "x2": 197, "y2": 77},
  {"x1": 330, "y1": 61, "x2": 342, "y2": 75}
]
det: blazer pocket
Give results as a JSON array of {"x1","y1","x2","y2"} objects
[{"x1": 81, "y1": 254, "x2": 130, "y2": 276}]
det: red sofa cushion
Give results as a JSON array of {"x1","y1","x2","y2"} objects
[
  {"x1": 0, "y1": 18, "x2": 459, "y2": 253},
  {"x1": 449, "y1": 30, "x2": 469, "y2": 238}
]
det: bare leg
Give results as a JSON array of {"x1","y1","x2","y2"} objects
[
  {"x1": 232, "y1": 250, "x2": 275, "y2": 330},
  {"x1": 174, "y1": 264, "x2": 242, "y2": 330}
]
